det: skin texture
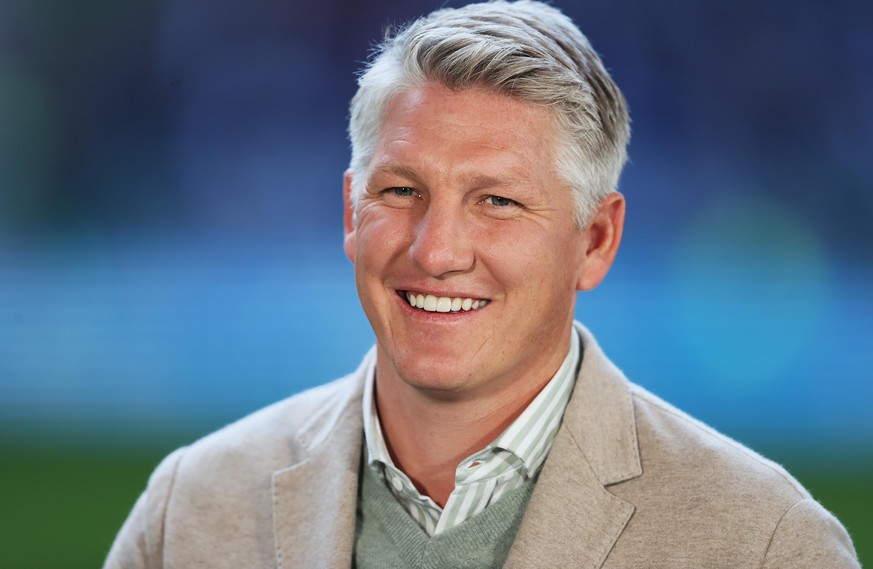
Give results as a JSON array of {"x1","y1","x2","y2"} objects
[{"x1": 343, "y1": 82, "x2": 625, "y2": 505}]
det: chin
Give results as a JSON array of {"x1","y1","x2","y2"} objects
[{"x1": 390, "y1": 353, "x2": 479, "y2": 394}]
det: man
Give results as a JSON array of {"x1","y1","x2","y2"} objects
[{"x1": 105, "y1": 1, "x2": 860, "y2": 567}]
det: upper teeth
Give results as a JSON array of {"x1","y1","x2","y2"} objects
[{"x1": 405, "y1": 292, "x2": 488, "y2": 313}]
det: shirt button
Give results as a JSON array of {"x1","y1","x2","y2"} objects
[{"x1": 392, "y1": 476, "x2": 403, "y2": 491}]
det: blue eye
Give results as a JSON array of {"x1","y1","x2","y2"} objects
[
  {"x1": 487, "y1": 195, "x2": 516, "y2": 207},
  {"x1": 380, "y1": 186, "x2": 421, "y2": 208}
]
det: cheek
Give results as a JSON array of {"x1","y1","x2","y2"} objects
[
  {"x1": 354, "y1": 214, "x2": 411, "y2": 271},
  {"x1": 486, "y1": 229, "x2": 582, "y2": 295},
  {"x1": 480, "y1": 239, "x2": 548, "y2": 301}
]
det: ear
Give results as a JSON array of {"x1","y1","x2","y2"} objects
[
  {"x1": 575, "y1": 192, "x2": 625, "y2": 291},
  {"x1": 343, "y1": 169, "x2": 356, "y2": 264}
]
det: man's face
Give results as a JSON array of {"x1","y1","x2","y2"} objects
[{"x1": 345, "y1": 83, "x2": 598, "y2": 399}]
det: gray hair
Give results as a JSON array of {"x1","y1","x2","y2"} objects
[{"x1": 348, "y1": 0, "x2": 630, "y2": 227}]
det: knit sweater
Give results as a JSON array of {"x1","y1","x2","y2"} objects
[{"x1": 354, "y1": 461, "x2": 537, "y2": 569}]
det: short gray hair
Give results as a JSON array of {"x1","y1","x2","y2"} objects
[{"x1": 348, "y1": 0, "x2": 630, "y2": 226}]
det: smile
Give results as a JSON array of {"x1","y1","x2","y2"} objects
[{"x1": 401, "y1": 291, "x2": 490, "y2": 313}]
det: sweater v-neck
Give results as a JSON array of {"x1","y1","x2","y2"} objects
[{"x1": 355, "y1": 461, "x2": 536, "y2": 569}]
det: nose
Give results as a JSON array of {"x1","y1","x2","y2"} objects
[{"x1": 409, "y1": 206, "x2": 475, "y2": 277}]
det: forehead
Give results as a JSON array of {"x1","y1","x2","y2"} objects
[{"x1": 370, "y1": 83, "x2": 560, "y2": 183}]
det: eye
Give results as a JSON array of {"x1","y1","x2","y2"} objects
[
  {"x1": 380, "y1": 186, "x2": 422, "y2": 208},
  {"x1": 485, "y1": 195, "x2": 518, "y2": 207},
  {"x1": 390, "y1": 187, "x2": 418, "y2": 198}
]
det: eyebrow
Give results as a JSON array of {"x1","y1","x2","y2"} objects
[
  {"x1": 369, "y1": 164, "x2": 425, "y2": 185},
  {"x1": 369, "y1": 163, "x2": 519, "y2": 191}
]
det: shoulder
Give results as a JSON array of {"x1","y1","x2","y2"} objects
[
  {"x1": 104, "y1": 370, "x2": 366, "y2": 568},
  {"x1": 173, "y1": 371, "x2": 364, "y2": 482},
  {"x1": 147, "y1": 368, "x2": 362, "y2": 507},
  {"x1": 612, "y1": 383, "x2": 859, "y2": 566},
  {"x1": 628, "y1": 383, "x2": 808, "y2": 504}
]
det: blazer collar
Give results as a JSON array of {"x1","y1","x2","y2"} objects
[
  {"x1": 271, "y1": 348, "x2": 373, "y2": 569},
  {"x1": 566, "y1": 322, "x2": 642, "y2": 486},
  {"x1": 506, "y1": 323, "x2": 642, "y2": 568}
]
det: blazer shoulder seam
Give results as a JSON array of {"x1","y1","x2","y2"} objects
[
  {"x1": 147, "y1": 446, "x2": 188, "y2": 567},
  {"x1": 759, "y1": 497, "x2": 810, "y2": 568}
]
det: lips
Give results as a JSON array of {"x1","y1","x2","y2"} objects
[{"x1": 401, "y1": 291, "x2": 489, "y2": 313}]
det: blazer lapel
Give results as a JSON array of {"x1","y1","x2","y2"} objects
[
  {"x1": 506, "y1": 324, "x2": 642, "y2": 568},
  {"x1": 271, "y1": 352, "x2": 373, "y2": 569},
  {"x1": 505, "y1": 429, "x2": 635, "y2": 569},
  {"x1": 271, "y1": 438, "x2": 361, "y2": 568}
]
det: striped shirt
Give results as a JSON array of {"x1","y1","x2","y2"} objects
[{"x1": 362, "y1": 330, "x2": 580, "y2": 536}]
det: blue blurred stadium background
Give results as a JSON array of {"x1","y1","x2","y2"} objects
[{"x1": 1, "y1": 0, "x2": 871, "y2": 566}]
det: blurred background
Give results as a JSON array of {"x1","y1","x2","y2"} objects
[{"x1": 1, "y1": 0, "x2": 871, "y2": 566}]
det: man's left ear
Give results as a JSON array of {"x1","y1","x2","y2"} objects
[
  {"x1": 575, "y1": 192, "x2": 625, "y2": 291},
  {"x1": 343, "y1": 169, "x2": 356, "y2": 264}
]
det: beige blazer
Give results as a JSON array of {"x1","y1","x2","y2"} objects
[{"x1": 104, "y1": 324, "x2": 860, "y2": 568}]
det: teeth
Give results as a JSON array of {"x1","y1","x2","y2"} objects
[
  {"x1": 423, "y1": 295, "x2": 437, "y2": 311},
  {"x1": 436, "y1": 297, "x2": 452, "y2": 312},
  {"x1": 404, "y1": 292, "x2": 488, "y2": 313}
]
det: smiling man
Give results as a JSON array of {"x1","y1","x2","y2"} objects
[
  {"x1": 345, "y1": 81, "x2": 613, "y2": 515},
  {"x1": 105, "y1": 2, "x2": 860, "y2": 568}
]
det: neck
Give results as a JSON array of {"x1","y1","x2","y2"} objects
[{"x1": 373, "y1": 345, "x2": 568, "y2": 507}]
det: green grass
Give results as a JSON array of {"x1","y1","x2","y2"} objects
[
  {"x1": 0, "y1": 445, "x2": 170, "y2": 569},
  {"x1": 1, "y1": 445, "x2": 869, "y2": 567}
]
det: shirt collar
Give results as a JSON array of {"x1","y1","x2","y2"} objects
[
  {"x1": 362, "y1": 329, "x2": 581, "y2": 479},
  {"x1": 488, "y1": 329, "x2": 580, "y2": 476},
  {"x1": 361, "y1": 355, "x2": 391, "y2": 468}
]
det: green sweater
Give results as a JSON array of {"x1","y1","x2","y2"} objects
[{"x1": 354, "y1": 463, "x2": 536, "y2": 569}]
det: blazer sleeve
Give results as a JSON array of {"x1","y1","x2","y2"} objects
[
  {"x1": 761, "y1": 498, "x2": 860, "y2": 569},
  {"x1": 103, "y1": 447, "x2": 187, "y2": 569}
]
